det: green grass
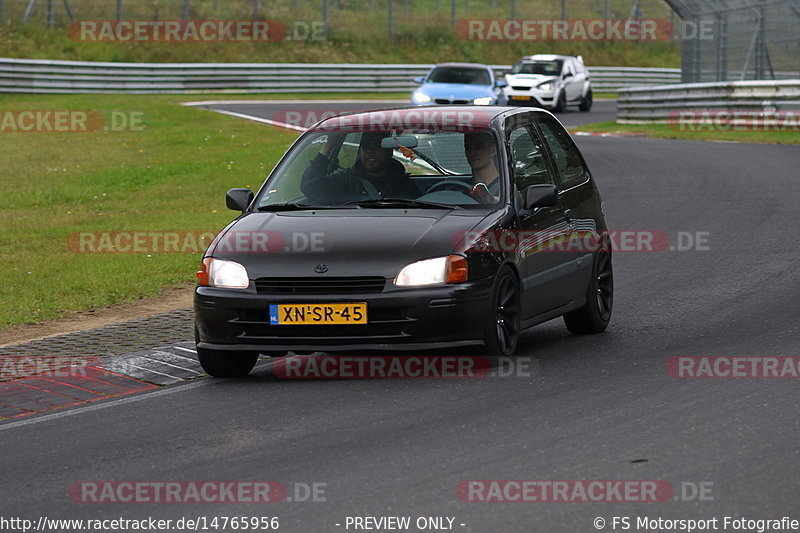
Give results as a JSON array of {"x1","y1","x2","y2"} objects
[
  {"x1": 571, "y1": 120, "x2": 800, "y2": 144},
  {"x1": 0, "y1": 93, "x2": 302, "y2": 329},
  {"x1": 0, "y1": 0, "x2": 681, "y2": 67}
]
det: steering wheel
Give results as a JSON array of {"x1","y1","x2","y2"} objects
[{"x1": 427, "y1": 180, "x2": 473, "y2": 195}]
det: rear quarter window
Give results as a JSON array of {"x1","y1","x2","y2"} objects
[{"x1": 536, "y1": 115, "x2": 589, "y2": 189}]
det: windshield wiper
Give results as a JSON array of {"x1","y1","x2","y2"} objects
[
  {"x1": 404, "y1": 148, "x2": 455, "y2": 176},
  {"x1": 344, "y1": 198, "x2": 460, "y2": 209},
  {"x1": 257, "y1": 202, "x2": 349, "y2": 211}
]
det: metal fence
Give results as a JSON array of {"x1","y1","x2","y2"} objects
[
  {"x1": 0, "y1": 58, "x2": 681, "y2": 93},
  {"x1": 665, "y1": 0, "x2": 800, "y2": 82},
  {"x1": 617, "y1": 79, "x2": 800, "y2": 122}
]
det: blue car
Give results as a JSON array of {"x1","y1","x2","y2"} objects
[{"x1": 411, "y1": 62, "x2": 507, "y2": 106}]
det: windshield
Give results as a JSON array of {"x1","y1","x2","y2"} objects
[
  {"x1": 510, "y1": 60, "x2": 563, "y2": 76},
  {"x1": 428, "y1": 67, "x2": 492, "y2": 85},
  {"x1": 256, "y1": 129, "x2": 503, "y2": 210}
]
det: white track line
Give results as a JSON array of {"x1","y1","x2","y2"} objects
[
  {"x1": 172, "y1": 346, "x2": 197, "y2": 354},
  {"x1": 201, "y1": 108, "x2": 308, "y2": 131}
]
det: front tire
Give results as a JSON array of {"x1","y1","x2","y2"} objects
[
  {"x1": 197, "y1": 347, "x2": 259, "y2": 377},
  {"x1": 564, "y1": 248, "x2": 613, "y2": 334},
  {"x1": 578, "y1": 89, "x2": 593, "y2": 112},
  {"x1": 483, "y1": 268, "x2": 522, "y2": 356}
]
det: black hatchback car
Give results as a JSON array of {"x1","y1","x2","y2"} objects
[{"x1": 194, "y1": 106, "x2": 612, "y2": 376}]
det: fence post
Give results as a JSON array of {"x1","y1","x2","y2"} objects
[
  {"x1": 322, "y1": 0, "x2": 328, "y2": 33},
  {"x1": 450, "y1": 0, "x2": 455, "y2": 29},
  {"x1": 0, "y1": 0, "x2": 4, "y2": 23},
  {"x1": 47, "y1": 0, "x2": 54, "y2": 27},
  {"x1": 388, "y1": 0, "x2": 393, "y2": 42},
  {"x1": 252, "y1": 0, "x2": 260, "y2": 19},
  {"x1": 560, "y1": 0, "x2": 565, "y2": 19},
  {"x1": 510, "y1": 0, "x2": 516, "y2": 20},
  {"x1": 116, "y1": 0, "x2": 122, "y2": 20},
  {"x1": 181, "y1": 0, "x2": 189, "y2": 20}
]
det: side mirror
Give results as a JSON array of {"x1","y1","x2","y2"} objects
[
  {"x1": 226, "y1": 188, "x2": 254, "y2": 212},
  {"x1": 563, "y1": 71, "x2": 573, "y2": 79},
  {"x1": 523, "y1": 184, "x2": 558, "y2": 210},
  {"x1": 495, "y1": 80, "x2": 508, "y2": 88},
  {"x1": 412, "y1": 76, "x2": 425, "y2": 84}
]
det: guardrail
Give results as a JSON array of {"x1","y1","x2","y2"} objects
[
  {"x1": 617, "y1": 80, "x2": 800, "y2": 123},
  {"x1": 0, "y1": 58, "x2": 681, "y2": 94}
]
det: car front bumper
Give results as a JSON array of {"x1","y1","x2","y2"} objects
[
  {"x1": 194, "y1": 279, "x2": 494, "y2": 353},
  {"x1": 504, "y1": 90, "x2": 555, "y2": 107}
]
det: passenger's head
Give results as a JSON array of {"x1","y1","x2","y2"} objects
[
  {"x1": 464, "y1": 131, "x2": 497, "y2": 172},
  {"x1": 359, "y1": 132, "x2": 393, "y2": 175}
]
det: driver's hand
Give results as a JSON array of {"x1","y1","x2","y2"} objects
[
  {"x1": 470, "y1": 183, "x2": 493, "y2": 204},
  {"x1": 320, "y1": 132, "x2": 347, "y2": 157}
]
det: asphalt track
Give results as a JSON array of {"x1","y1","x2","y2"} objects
[{"x1": 2, "y1": 100, "x2": 799, "y2": 532}]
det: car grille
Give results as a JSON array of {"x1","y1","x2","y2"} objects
[
  {"x1": 434, "y1": 99, "x2": 470, "y2": 105},
  {"x1": 511, "y1": 86, "x2": 531, "y2": 91},
  {"x1": 254, "y1": 277, "x2": 387, "y2": 295},
  {"x1": 233, "y1": 307, "x2": 412, "y2": 340}
]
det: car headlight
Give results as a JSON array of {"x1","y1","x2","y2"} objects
[
  {"x1": 196, "y1": 257, "x2": 249, "y2": 289},
  {"x1": 394, "y1": 255, "x2": 468, "y2": 286},
  {"x1": 537, "y1": 82, "x2": 554, "y2": 92},
  {"x1": 413, "y1": 92, "x2": 432, "y2": 104},
  {"x1": 473, "y1": 96, "x2": 494, "y2": 106}
]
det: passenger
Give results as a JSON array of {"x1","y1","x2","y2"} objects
[
  {"x1": 301, "y1": 131, "x2": 420, "y2": 204},
  {"x1": 464, "y1": 131, "x2": 500, "y2": 203}
]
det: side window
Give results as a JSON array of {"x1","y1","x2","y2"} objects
[
  {"x1": 536, "y1": 116, "x2": 588, "y2": 188},
  {"x1": 508, "y1": 126, "x2": 553, "y2": 191}
]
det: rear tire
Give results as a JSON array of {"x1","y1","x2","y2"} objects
[
  {"x1": 564, "y1": 248, "x2": 613, "y2": 334},
  {"x1": 578, "y1": 89, "x2": 593, "y2": 112},
  {"x1": 483, "y1": 267, "x2": 521, "y2": 356},
  {"x1": 197, "y1": 347, "x2": 259, "y2": 377}
]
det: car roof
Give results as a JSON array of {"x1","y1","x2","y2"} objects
[
  {"x1": 310, "y1": 106, "x2": 555, "y2": 133},
  {"x1": 519, "y1": 54, "x2": 574, "y2": 61},
  {"x1": 431, "y1": 62, "x2": 493, "y2": 70}
]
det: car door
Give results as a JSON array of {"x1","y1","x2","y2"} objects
[
  {"x1": 533, "y1": 113, "x2": 597, "y2": 302},
  {"x1": 563, "y1": 60, "x2": 581, "y2": 102},
  {"x1": 506, "y1": 117, "x2": 574, "y2": 318}
]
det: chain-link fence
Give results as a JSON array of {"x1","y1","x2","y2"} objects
[
  {"x1": 666, "y1": 0, "x2": 800, "y2": 81},
  {"x1": 0, "y1": 0, "x2": 677, "y2": 37}
]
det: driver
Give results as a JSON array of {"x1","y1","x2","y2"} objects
[
  {"x1": 464, "y1": 131, "x2": 500, "y2": 203},
  {"x1": 301, "y1": 131, "x2": 420, "y2": 204}
]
